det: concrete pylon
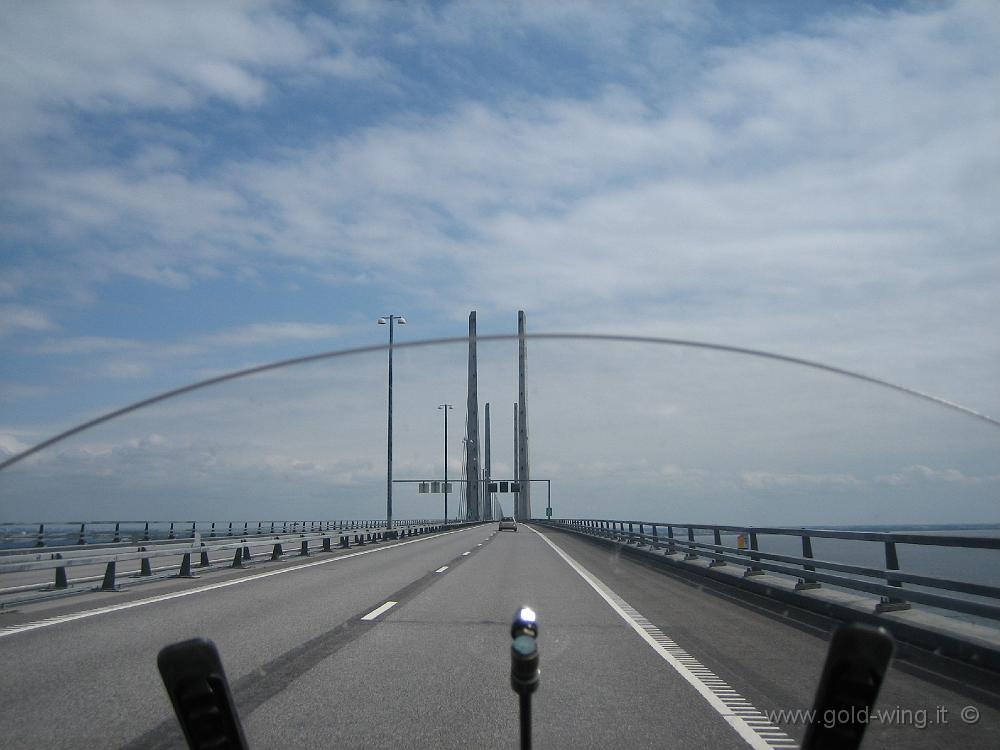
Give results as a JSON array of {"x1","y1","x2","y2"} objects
[
  {"x1": 465, "y1": 311, "x2": 481, "y2": 520},
  {"x1": 484, "y1": 402, "x2": 492, "y2": 520},
  {"x1": 517, "y1": 310, "x2": 531, "y2": 519}
]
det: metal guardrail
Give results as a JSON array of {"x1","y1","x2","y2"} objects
[
  {"x1": 535, "y1": 518, "x2": 1000, "y2": 622},
  {"x1": 0, "y1": 520, "x2": 479, "y2": 597},
  {"x1": 0, "y1": 519, "x2": 439, "y2": 551}
]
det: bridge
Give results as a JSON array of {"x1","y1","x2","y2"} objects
[
  {"x1": 0, "y1": 515, "x2": 997, "y2": 748},
  {"x1": 2, "y1": 327, "x2": 998, "y2": 748}
]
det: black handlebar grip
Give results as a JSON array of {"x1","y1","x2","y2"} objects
[
  {"x1": 157, "y1": 638, "x2": 250, "y2": 750},
  {"x1": 802, "y1": 622, "x2": 895, "y2": 750}
]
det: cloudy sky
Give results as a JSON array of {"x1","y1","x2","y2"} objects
[{"x1": 1, "y1": 1, "x2": 998, "y2": 523}]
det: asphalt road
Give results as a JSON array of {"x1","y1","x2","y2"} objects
[{"x1": 0, "y1": 522, "x2": 996, "y2": 748}]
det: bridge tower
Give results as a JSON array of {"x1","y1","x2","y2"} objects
[
  {"x1": 465, "y1": 311, "x2": 481, "y2": 520},
  {"x1": 517, "y1": 310, "x2": 532, "y2": 519},
  {"x1": 484, "y1": 402, "x2": 492, "y2": 520}
]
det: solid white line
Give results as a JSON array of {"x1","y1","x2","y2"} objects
[
  {"x1": 435, "y1": 566, "x2": 449, "y2": 573},
  {"x1": 0, "y1": 525, "x2": 479, "y2": 639},
  {"x1": 361, "y1": 600, "x2": 398, "y2": 621},
  {"x1": 526, "y1": 525, "x2": 798, "y2": 750}
]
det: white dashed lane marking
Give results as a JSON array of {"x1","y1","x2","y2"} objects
[{"x1": 361, "y1": 601, "x2": 398, "y2": 621}]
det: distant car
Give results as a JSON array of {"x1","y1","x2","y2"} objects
[{"x1": 499, "y1": 516, "x2": 517, "y2": 532}]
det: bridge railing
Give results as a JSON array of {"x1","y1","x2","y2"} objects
[
  {"x1": 536, "y1": 518, "x2": 1000, "y2": 622},
  {"x1": 0, "y1": 519, "x2": 440, "y2": 551},
  {"x1": 0, "y1": 520, "x2": 478, "y2": 601}
]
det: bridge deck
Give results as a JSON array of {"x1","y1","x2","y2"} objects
[{"x1": 0, "y1": 523, "x2": 995, "y2": 748}]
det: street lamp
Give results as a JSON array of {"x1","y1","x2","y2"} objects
[
  {"x1": 438, "y1": 403, "x2": 453, "y2": 522},
  {"x1": 378, "y1": 315, "x2": 406, "y2": 537}
]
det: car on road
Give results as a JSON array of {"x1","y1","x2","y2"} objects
[{"x1": 499, "y1": 517, "x2": 518, "y2": 532}]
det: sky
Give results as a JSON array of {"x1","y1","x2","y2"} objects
[{"x1": 1, "y1": 1, "x2": 998, "y2": 524}]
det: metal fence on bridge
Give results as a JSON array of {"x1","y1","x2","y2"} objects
[{"x1": 536, "y1": 518, "x2": 1000, "y2": 623}]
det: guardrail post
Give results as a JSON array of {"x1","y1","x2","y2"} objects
[
  {"x1": 272, "y1": 543, "x2": 284, "y2": 560},
  {"x1": 744, "y1": 531, "x2": 765, "y2": 576},
  {"x1": 231, "y1": 548, "x2": 246, "y2": 569},
  {"x1": 650, "y1": 524, "x2": 660, "y2": 550},
  {"x1": 199, "y1": 548, "x2": 210, "y2": 567},
  {"x1": 795, "y1": 535, "x2": 821, "y2": 590},
  {"x1": 54, "y1": 554, "x2": 67, "y2": 588},
  {"x1": 191, "y1": 521, "x2": 197, "y2": 538},
  {"x1": 299, "y1": 540, "x2": 310, "y2": 557},
  {"x1": 627, "y1": 522, "x2": 635, "y2": 544},
  {"x1": 684, "y1": 527, "x2": 698, "y2": 560},
  {"x1": 323, "y1": 536, "x2": 332, "y2": 552},
  {"x1": 113, "y1": 522, "x2": 121, "y2": 543},
  {"x1": 35, "y1": 523, "x2": 45, "y2": 548},
  {"x1": 709, "y1": 528, "x2": 726, "y2": 567},
  {"x1": 243, "y1": 522, "x2": 249, "y2": 536},
  {"x1": 77, "y1": 523, "x2": 86, "y2": 545},
  {"x1": 243, "y1": 545, "x2": 251, "y2": 562},
  {"x1": 666, "y1": 525, "x2": 676, "y2": 554},
  {"x1": 140, "y1": 554, "x2": 152, "y2": 576},
  {"x1": 176, "y1": 552, "x2": 197, "y2": 578},
  {"x1": 210, "y1": 522, "x2": 216, "y2": 539},
  {"x1": 340, "y1": 535, "x2": 350, "y2": 548},
  {"x1": 99, "y1": 561, "x2": 118, "y2": 591},
  {"x1": 876, "y1": 540, "x2": 911, "y2": 613},
  {"x1": 143, "y1": 522, "x2": 150, "y2": 542},
  {"x1": 168, "y1": 522, "x2": 175, "y2": 540}
]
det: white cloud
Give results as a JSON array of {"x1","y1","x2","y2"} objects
[
  {"x1": 0, "y1": 384, "x2": 51, "y2": 403},
  {"x1": 198, "y1": 323, "x2": 344, "y2": 347},
  {"x1": 0, "y1": 433, "x2": 31, "y2": 458},
  {"x1": 0, "y1": 305, "x2": 55, "y2": 336},
  {"x1": 0, "y1": 1, "x2": 389, "y2": 144},
  {"x1": 875, "y1": 464, "x2": 1000, "y2": 486},
  {"x1": 741, "y1": 471, "x2": 862, "y2": 490},
  {"x1": 35, "y1": 336, "x2": 139, "y2": 355}
]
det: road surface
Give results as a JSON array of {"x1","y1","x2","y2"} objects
[{"x1": 0, "y1": 523, "x2": 996, "y2": 748}]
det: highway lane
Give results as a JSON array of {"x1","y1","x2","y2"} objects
[
  {"x1": 0, "y1": 524, "x2": 494, "y2": 748},
  {"x1": 0, "y1": 521, "x2": 996, "y2": 748},
  {"x1": 534, "y1": 525, "x2": 1000, "y2": 749}
]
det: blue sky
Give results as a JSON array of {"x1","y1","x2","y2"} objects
[{"x1": 1, "y1": 1, "x2": 998, "y2": 523}]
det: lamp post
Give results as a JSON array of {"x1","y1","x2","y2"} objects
[
  {"x1": 438, "y1": 403, "x2": 453, "y2": 522},
  {"x1": 378, "y1": 315, "x2": 406, "y2": 537}
]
